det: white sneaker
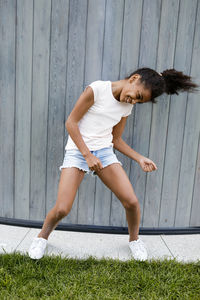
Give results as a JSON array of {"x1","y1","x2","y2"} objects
[
  {"x1": 28, "y1": 237, "x2": 47, "y2": 259},
  {"x1": 129, "y1": 237, "x2": 148, "y2": 261}
]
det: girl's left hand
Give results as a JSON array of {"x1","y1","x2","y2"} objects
[{"x1": 138, "y1": 156, "x2": 158, "y2": 172}]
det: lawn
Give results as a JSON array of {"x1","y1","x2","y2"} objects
[{"x1": 0, "y1": 252, "x2": 200, "y2": 299}]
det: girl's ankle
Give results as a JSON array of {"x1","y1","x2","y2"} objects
[{"x1": 37, "y1": 234, "x2": 48, "y2": 240}]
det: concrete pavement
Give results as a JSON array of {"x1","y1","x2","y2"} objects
[{"x1": 0, "y1": 224, "x2": 200, "y2": 263}]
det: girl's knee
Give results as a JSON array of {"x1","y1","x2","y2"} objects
[
  {"x1": 123, "y1": 196, "x2": 139, "y2": 210},
  {"x1": 54, "y1": 205, "x2": 70, "y2": 219}
]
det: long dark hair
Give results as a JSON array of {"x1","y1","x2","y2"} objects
[{"x1": 124, "y1": 67, "x2": 199, "y2": 103}]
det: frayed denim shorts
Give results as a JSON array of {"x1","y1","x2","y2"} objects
[{"x1": 59, "y1": 145, "x2": 122, "y2": 177}]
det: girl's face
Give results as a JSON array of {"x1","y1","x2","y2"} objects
[{"x1": 120, "y1": 74, "x2": 152, "y2": 104}]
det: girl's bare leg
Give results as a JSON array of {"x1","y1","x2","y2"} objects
[
  {"x1": 95, "y1": 163, "x2": 140, "y2": 242},
  {"x1": 37, "y1": 167, "x2": 85, "y2": 240}
]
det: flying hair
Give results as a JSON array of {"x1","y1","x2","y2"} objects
[{"x1": 124, "y1": 67, "x2": 199, "y2": 103}]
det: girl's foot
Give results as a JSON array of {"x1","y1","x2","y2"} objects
[
  {"x1": 129, "y1": 237, "x2": 148, "y2": 261},
  {"x1": 28, "y1": 236, "x2": 47, "y2": 259}
]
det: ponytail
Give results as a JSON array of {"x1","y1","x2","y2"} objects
[{"x1": 161, "y1": 68, "x2": 199, "y2": 95}]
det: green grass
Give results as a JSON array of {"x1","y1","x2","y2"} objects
[{"x1": 0, "y1": 252, "x2": 200, "y2": 300}]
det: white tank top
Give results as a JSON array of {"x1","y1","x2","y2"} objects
[{"x1": 65, "y1": 80, "x2": 133, "y2": 151}]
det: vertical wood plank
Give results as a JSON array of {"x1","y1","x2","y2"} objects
[
  {"x1": 83, "y1": 0, "x2": 109, "y2": 226},
  {"x1": 175, "y1": 0, "x2": 200, "y2": 226},
  {"x1": 129, "y1": 0, "x2": 161, "y2": 227},
  {"x1": 45, "y1": 0, "x2": 70, "y2": 220},
  {"x1": 15, "y1": 0, "x2": 33, "y2": 219},
  {"x1": 100, "y1": 0, "x2": 125, "y2": 227},
  {"x1": 0, "y1": 0, "x2": 16, "y2": 218},
  {"x1": 190, "y1": 1, "x2": 200, "y2": 226},
  {"x1": 158, "y1": 0, "x2": 180, "y2": 227},
  {"x1": 61, "y1": 0, "x2": 90, "y2": 225},
  {"x1": 159, "y1": 0, "x2": 197, "y2": 227},
  {"x1": 144, "y1": 0, "x2": 179, "y2": 227},
  {"x1": 117, "y1": 0, "x2": 143, "y2": 227},
  {"x1": 190, "y1": 133, "x2": 200, "y2": 226},
  {"x1": 29, "y1": 0, "x2": 51, "y2": 220}
]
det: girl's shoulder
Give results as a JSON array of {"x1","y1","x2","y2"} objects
[
  {"x1": 86, "y1": 80, "x2": 109, "y2": 97},
  {"x1": 88, "y1": 79, "x2": 107, "y2": 87}
]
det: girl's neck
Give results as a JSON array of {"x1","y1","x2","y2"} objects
[{"x1": 111, "y1": 79, "x2": 127, "y2": 101}]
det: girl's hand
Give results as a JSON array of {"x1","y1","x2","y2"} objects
[
  {"x1": 138, "y1": 156, "x2": 158, "y2": 172},
  {"x1": 85, "y1": 153, "x2": 104, "y2": 173}
]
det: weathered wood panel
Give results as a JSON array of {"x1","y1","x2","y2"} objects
[
  {"x1": 15, "y1": 0, "x2": 33, "y2": 219},
  {"x1": 0, "y1": 0, "x2": 199, "y2": 229},
  {"x1": 190, "y1": 1, "x2": 200, "y2": 226},
  {"x1": 29, "y1": 0, "x2": 51, "y2": 221},
  {"x1": 132, "y1": 0, "x2": 162, "y2": 227},
  {"x1": 144, "y1": 0, "x2": 179, "y2": 227},
  {"x1": 157, "y1": 0, "x2": 180, "y2": 227},
  {"x1": 159, "y1": 0, "x2": 198, "y2": 227},
  {"x1": 101, "y1": 0, "x2": 125, "y2": 226},
  {"x1": 175, "y1": 0, "x2": 200, "y2": 226},
  {"x1": 0, "y1": 0, "x2": 15, "y2": 218},
  {"x1": 84, "y1": 0, "x2": 109, "y2": 226},
  {"x1": 190, "y1": 133, "x2": 200, "y2": 226},
  {"x1": 63, "y1": 0, "x2": 91, "y2": 225},
  {"x1": 117, "y1": 0, "x2": 143, "y2": 228},
  {"x1": 46, "y1": 0, "x2": 70, "y2": 222}
]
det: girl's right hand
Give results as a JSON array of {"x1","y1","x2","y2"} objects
[{"x1": 85, "y1": 153, "x2": 103, "y2": 173}]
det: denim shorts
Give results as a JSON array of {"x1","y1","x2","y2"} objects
[{"x1": 59, "y1": 145, "x2": 122, "y2": 177}]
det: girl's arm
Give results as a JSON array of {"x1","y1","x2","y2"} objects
[
  {"x1": 113, "y1": 138, "x2": 143, "y2": 163},
  {"x1": 66, "y1": 86, "x2": 104, "y2": 172},
  {"x1": 112, "y1": 117, "x2": 143, "y2": 162},
  {"x1": 65, "y1": 86, "x2": 94, "y2": 158},
  {"x1": 112, "y1": 117, "x2": 157, "y2": 172}
]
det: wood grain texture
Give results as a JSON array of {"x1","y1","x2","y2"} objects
[
  {"x1": 144, "y1": 0, "x2": 179, "y2": 227},
  {"x1": 190, "y1": 0, "x2": 200, "y2": 226},
  {"x1": 29, "y1": 0, "x2": 51, "y2": 220},
  {"x1": 15, "y1": 0, "x2": 33, "y2": 219},
  {"x1": 0, "y1": 0, "x2": 199, "y2": 229},
  {"x1": 160, "y1": 0, "x2": 198, "y2": 227},
  {"x1": 0, "y1": 0, "x2": 16, "y2": 218}
]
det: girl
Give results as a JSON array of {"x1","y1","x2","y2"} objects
[{"x1": 28, "y1": 67, "x2": 198, "y2": 261}]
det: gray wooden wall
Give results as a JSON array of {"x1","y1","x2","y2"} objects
[{"x1": 0, "y1": 0, "x2": 200, "y2": 229}]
